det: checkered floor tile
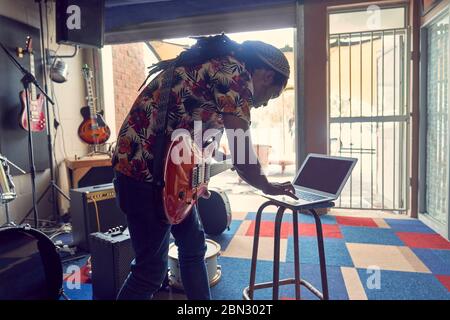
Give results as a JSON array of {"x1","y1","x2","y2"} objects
[{"x1": 62, "y1": 210, "x2": 450, "y2": 300}]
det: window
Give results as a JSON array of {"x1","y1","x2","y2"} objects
[
  {"x1": 422, "y1": 11, "x2": 449, "y2": 226},
  {"x1": 329, "y1": 7, "x2": 406, "y2": 34}
]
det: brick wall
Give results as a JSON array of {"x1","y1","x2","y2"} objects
[{"x1": 112, "y1": 43, "x2": 146, "y2": 130}]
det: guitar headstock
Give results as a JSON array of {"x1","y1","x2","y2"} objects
[
  {"x1": 16, "y1": 36, "x2": 32, "y2": 58},
  {"x1": 82, "y1": 64, "x2": 93, "y2": 80},
  {"x1": 25, "y1": 36, "x2": 33, "y2": 54}
]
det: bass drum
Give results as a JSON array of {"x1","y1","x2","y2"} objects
[
  {"x1": 0, "y1": 226, "x2": 63, "y2": 300},
  {"x1": 197, "y1": 189, "x2": 232, "y2": 236}
]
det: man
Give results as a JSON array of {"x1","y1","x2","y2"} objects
[{"x1": 112, "y1": 34, "x2": 297, "y2": 300}]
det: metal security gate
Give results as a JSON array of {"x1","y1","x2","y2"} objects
[
  {"x1": 419, "y1": 9, "x2": 450, "y2": 239},
  {"x1": 328, "y1": 28, "x2": 410, "y2": 211}
]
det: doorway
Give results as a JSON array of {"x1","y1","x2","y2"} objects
[{"x1": 328, "y1": 5, "x2": 410, "y2": 212}]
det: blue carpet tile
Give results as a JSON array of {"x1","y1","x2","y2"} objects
[
  {"x1": 356, "y1": 269, "x2": 450, "y2": 300},
  {"x1": 60, "y1": 213, "x2": 450, "y2": 300}
]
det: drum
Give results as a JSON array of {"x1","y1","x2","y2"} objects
[
  {"x1": 168, "y1": 239, "x2": 221, "y2": 290},
  {"x1": 0, "y1": 154, "x2": 16, "y2": 204},
  {"x1": 0, "y1": 226, "x2": 63, "y2": 300},
  {"x1": 197, "y1": 189, "x2": 232, "y2": 235}
]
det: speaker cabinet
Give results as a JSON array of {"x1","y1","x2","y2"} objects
[
  {"x1": 70, "y1": 183, "x2": 127, "y2": 251},
  {"x1": 56, "y1": 0, "x2": 105, "y2": 48},
  {"x1": 90, "y1": 230, "x2": 134, "y2": 300}
]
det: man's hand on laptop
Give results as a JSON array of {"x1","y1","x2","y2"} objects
[{"x1": 263, "y1": 182, "x2": 299, "y2": 200}]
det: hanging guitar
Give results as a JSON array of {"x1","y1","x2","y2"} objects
[
  {"x1": 18, "y1": 36, "x2": 46, "y2": 132},
  {"x1": 162, "y1": 133, "x2": 233, "y2": 224},
  {"x1": 78, "y1": 64, "x2": 111, "y2": 145}
]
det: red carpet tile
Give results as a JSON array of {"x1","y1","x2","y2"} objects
[
  {"x1": 396, "y1": 232, "x2": 450, "y2": 250},
  {"x1": 436, "y1": 275, "x2": 450, "y2": 291},
  {"x1": 336, "y1": 216, "x2": 378, "y2": 228},
  {"x1": 246, "y1": 221, "x2": 293, "y2": 239},
  {"x1": 63, "y1": 264, "x2": 91, "y2": 284},
  {"x1": 297, "y1": 223, "x2": 342, "y2": 238},
  {"x1": 245, "y1": 221, "x2": 342, "y2": 239}
]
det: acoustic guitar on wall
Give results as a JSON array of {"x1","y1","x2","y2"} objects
[
  {"x1": 19, "y1": 36, "x2": 46, "y2": 132},
  {"x1": 78, "y1": 64, "x2": 111, "y2": 145}
]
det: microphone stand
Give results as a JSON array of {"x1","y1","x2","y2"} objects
[
  {"x1": 0, "y1": 41, "x2": 54, "y2": 229},
  {"x1": 19, "y1": 1, "x2": 72, "y2": 227},
  {"x1": 36, "y1": 0, "x2": 71, "y2": 223}
]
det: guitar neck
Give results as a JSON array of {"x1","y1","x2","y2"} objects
[
  {"x1": 29, "y1": 52, "x2": 36, "y2": 100},
  {"x1": 84, "y1": 75, "x2": 96, "y2": 118}
]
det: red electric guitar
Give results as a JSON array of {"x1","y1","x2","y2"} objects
[
  {"x1": 78, "y1": 64, "x2": 111, "y2": 145},
  {"x1": 19, "y1": 36, "x2": 46, "y2": 132},
  {"x1": 162, "y1": 134, "x2": 233, "y2": 224}
]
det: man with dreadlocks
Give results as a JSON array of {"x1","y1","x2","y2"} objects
[{"x1": 112, "y1": 34, "x2": 297, "y2": 300}]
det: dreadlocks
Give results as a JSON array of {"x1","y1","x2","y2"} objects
[{"x1": 139, "y1": 33, "x2": 290, "y2": 91}]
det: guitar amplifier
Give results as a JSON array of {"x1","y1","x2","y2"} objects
[
  {"x1": 70, "y1": 183, "x2": 127, "y2": 251},
  {"x1": 90, "y1": 228, "x2": 134, "y2": 300}
]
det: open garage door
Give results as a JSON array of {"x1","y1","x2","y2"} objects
[{"x1": 104, "y1": 0, "x2": 297, "y2": 44}]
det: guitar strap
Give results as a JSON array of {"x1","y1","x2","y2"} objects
[{"x1": 151, "y1": 61, "x2": 177, "y2": 189}]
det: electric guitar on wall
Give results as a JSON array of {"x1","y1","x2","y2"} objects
[
  {"x1": 19, "y1": 36, "x2": 46, "y2": 132},
  {"x1": 78, "y1": 64, "x2": 111, "y2": 145},
  {"x1": 162, "y1": 134, "x2": 233, "y2": 224}
]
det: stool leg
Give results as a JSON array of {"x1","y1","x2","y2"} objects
[
  {"x1": 292, "y1": 210, "x2": 301, "y2": 300},
  {"x1": 249, "y1": 201, "x2": 273, "y2": 299},
  {"x1": 310, "y1": 209, "x2": 329, "y2": 300},
  {"x1": 273, "y1": 206, "x2": 286, "y2": 300}
]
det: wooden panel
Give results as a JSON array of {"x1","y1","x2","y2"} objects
[
  {"x1": 421, "y1": 0, "x2": 449, "y2": 25},
  {"x1": 422, "y1": 0, "x2": 444, "y2": 14}
]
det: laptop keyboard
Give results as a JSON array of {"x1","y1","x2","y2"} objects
[{"x1": 296, "y1": 190, "x2": 327, "y2": 202}]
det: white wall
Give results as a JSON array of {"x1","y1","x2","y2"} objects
[
  {"x1": 0, "y1": 0, "x2": 88, "y2": 225},
  {"x1": 100, "y1": 45, "x2": 117, "y2": 141}
]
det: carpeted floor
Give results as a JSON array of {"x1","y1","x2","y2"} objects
[{"x1": 62, "y1": 211, "x2": 450, "y2": 300}]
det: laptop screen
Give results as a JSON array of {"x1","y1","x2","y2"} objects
[{"x1": 294, "y1": 156, "x2": 355, "y2": 195}]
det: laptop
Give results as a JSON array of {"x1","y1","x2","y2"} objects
[{"x1": 259, "y1": 153, "x2": 357, "y2": 207}]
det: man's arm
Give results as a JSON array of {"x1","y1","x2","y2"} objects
[{"x1": 223, "y1": 114, "x2": 297, "y2": 198}]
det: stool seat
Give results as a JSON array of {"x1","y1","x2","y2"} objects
[{"x1": 243, "y1": 200, "x2": 334, "y2": 300}]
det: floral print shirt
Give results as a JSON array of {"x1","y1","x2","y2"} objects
[{"x1": 112, "y1": 55, "x2": 253, "y2": 182}]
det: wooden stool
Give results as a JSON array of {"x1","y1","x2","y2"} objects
[{"x1": 243, "y1": 200, "x2": 334, "y2": 300}]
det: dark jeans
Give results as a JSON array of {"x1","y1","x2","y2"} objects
[{"x1": 113, "y1": 172, "x2": 211, "y2": 300}]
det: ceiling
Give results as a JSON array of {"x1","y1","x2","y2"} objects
[{"x1": 104, "y1": 0, "x2": 296, "y2": 34}]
